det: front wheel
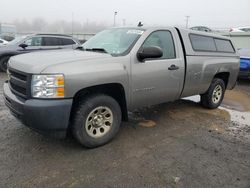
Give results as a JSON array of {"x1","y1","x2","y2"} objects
[
  {"x1": 0, "y1": 56, "x2": 10, "y2": 72},
  {"x1": 72, "y1": 94, "x2": 122, "y2": 148},
  {"x1": 200, "y1": 78, "x2": 225, "y2": 109}
]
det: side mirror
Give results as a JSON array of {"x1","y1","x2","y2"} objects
[
  {"x1": 137, "y1": 46, "x2": 163, "y2": 62},
  {"x1": 19, "y1": 43, "x2": 28, "y2": 49}
]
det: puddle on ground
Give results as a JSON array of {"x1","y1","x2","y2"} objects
[
  {"x1": 223, "y1": 90, "x2": 250, "y2": 111},
  {"x1": 183, "y1": 95, "x2": 200, "y2": 103},
  {"x1": 184, "y1": 88, "x2": 250, "y2": 110},
  {"x1": 184, "y1": 94, "x2": 250, "y2": 138},
  {"x1": 220, "y1": 107, "x2": 250, "y2": 125},
  {"x1": 131, "y1": 91, "x2": 249, "y2": 133}
]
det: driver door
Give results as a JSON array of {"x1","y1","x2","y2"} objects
[{"x1": 131, "y1": 30, "x2": 185, "y2": 108}]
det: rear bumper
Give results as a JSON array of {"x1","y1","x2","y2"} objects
[{"x1": 3, "y1": 82, "x2": 73, "y2": 138}]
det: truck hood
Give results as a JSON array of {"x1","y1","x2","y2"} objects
[{"x1": 9, "y1": 49, "x2": 112, "y2": 73}]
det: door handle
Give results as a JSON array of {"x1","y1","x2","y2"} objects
[{"x1": 168, "y1": 64, "x2": 179, "y2": 70}]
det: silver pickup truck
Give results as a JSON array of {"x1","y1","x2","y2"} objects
[{"x1": 3, "y1": 27, "x2": 239, "y2": 148}]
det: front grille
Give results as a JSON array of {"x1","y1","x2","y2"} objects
[{"x1": 8, "y1": 68, "x2": 29, "y2": 99}]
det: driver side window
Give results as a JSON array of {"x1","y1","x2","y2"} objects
[
  {"x1": 142, "y1": 31, "x2": 176, "y2": 59},
  {"x1": 24, "y1": 37, "x2": 42, "y2": 46}
]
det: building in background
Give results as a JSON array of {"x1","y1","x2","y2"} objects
[{"x1": 0, "y1": 23, "x2": 16, "y2": 41}]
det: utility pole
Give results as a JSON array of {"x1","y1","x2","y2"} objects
[
  {"x1": 122, "y1": 19, "x2": 126, "y2": 26},
  {"x1": 72, "y1": 12, "x2": 74, "y2": 36},
  {"x1": 113, "y1": 11, "x2": 118, "y2": 27},
  {"x1": 185, "y1": 16, "x2": 190, "y2": 29}
]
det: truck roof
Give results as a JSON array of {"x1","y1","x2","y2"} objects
[
  {"x1": 176, "y1": 27, "x2": 231, "y2": 40},
  {"x1": 113, "y1": 26, "x2": 231, "y2": 40},
  {"x1": 111, "y1": 26, "x2": 237, "y2": 56}
]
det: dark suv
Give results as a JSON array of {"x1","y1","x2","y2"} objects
[{"x1": 0, "y1": 34, "x2": 80, "y2": 72}]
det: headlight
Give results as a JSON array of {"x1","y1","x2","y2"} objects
[{"x1": 31, "y1": 74, "x2": 65, "y2": 98}]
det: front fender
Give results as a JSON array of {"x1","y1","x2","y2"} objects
[
  {"x1": 41, "y1": 56, "x2": 131, "y2": 104},
  {"x1": 67, "y1": 63, "x2": 129, "y2": 98}
]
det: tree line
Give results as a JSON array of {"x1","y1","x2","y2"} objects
[{"x1": 13, "y1": 18, "x2": 108, "y2": 34}]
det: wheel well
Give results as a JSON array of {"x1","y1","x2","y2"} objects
[
  {"x1": 0, "y1": 54, "x2": 13, "y2": 63},
  {"x1": 214, "y1": 72, "x2": 230, "y2": 88},
  {"x1": 72, "y1": 83, "x2": 128, "y2": 121}
]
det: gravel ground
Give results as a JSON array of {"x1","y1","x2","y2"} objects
[{"x1": 0, "y1": 73, "x2": 249, "y2": 188}]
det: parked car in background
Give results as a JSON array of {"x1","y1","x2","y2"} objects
[
  {"x1": 190, "y1": 26, "x2": 212, "y2": 32},
  {"x1": 238, "y1": 48, "x2": 250, "y2": 79},
  {"x1": 3, "y1": 27, "x2": 239, "y2": 148},
  {"x1": 0, "y1": 34, "x2": 81, "y2": 72},
  {"x1": 230, "y1": 27, "x2": 250, "y2": 32},
  {"x1": 0, "y1": 38, "x2": 8, "y2": 46}
]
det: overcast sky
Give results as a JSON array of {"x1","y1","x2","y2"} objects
[{"x1": 1, "y1": 0, "x2": 250, "y2": 28}]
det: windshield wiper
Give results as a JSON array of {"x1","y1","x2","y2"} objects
[
  {"x1": 76, "y1": 46, "x2": 83, "y2": 49},
  {"x1": 85, "y1": 48, "x2": 108, "y2": 53}
]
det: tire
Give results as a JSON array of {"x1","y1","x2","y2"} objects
[
  {"x1": 200, "y1": 78, "x2": 225, "y2": 109},
  {"x1": 72, "y1": 94, "x2": 122, "y2": 148},
  {"x1": 0, "y1": 56, "x2": 10, "y2": 72}
]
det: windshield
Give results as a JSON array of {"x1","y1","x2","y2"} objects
[
  {"x1": 8, "y1": 35, "x2": 28, "y2": 45},
  {"x1": 82, "y1": 28, "x2": 144, "y2": 55}
]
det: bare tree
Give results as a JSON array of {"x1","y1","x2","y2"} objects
[
  {"x1": 13, "y1": 17, "x2": 108, "y2": 34},
  {"x1": 32, "y1": 18, "x2": 47, "y2": 32}
]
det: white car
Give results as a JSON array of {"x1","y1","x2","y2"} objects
[
  {"x1": 0, "y1": 39, "x2": 9, "y2": 46},
  {"x1": 229, "y1": 27, "x2": 250, "y2": 32}
]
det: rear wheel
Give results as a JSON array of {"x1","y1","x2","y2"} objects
[
  {"x1": 72, "y1": 94, "x2": 121, "y2": 148},
  {"x1": 0, "y1": 56, "x2": 10, "y2": 72},
  {"x1": 200, "y1": 78, "x2": 225, "y2": 109}
]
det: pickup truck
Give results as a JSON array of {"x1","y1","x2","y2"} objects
[{"x1": 3, "y1": 27, "x2": 239, "y2": 148}]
